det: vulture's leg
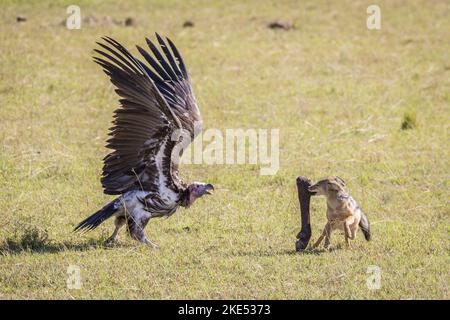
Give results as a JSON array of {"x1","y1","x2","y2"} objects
[
  {"x1": 295, "y1": 176, "x2": 314, "y2": 251},
  {"x1": 127, "y1": 212, "x2": 158, "y2": 249},
  {"x1": 105, "y1": 216, "x2": 126, "y2": 244}
]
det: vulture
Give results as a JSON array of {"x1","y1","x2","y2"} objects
[{"x1": 75, "y1": 34, "x2": 214, "y2": 247}]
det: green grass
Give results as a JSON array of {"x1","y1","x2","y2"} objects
[
  {"x1": 401, "y1": 111, "x2": 418, "y2": 130},
  {"x1": 0, "y1": 0, "x2": 449, "y2": 299}
]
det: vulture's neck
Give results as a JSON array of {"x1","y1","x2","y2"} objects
[{"x1": 178, "y1": 187, "x2": 191, "y2": 208}]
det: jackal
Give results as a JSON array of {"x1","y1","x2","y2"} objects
[{"x1": 308, "y1": 176, "x2": 371, "y2": 249}]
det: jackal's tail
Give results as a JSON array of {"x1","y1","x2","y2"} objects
[
  {"x1": 74, "y1": 199, "x2": 119, "y2": 232},
  {"x1": 359, "y1": 212, "x2": 371, "y2": 241}
]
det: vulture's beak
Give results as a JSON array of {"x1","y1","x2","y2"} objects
[{"x1": 204, "y1": 184, "x2": 215, "y2": 195}]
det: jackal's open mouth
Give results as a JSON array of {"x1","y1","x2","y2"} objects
[{"x1": 308, "y1": 186, "x2": 318, "y2": 195}]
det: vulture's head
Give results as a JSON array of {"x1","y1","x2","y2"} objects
[{"x1": 185, "y1": 182, "x2": 214, "y2": 207}]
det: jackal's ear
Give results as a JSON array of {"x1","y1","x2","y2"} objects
[
  {"x1": 327, "y1": 181, "x2": 341, "y2": 191},
  {"x1": 335, "y1": 176, "x2": 346, "y2": 186}
]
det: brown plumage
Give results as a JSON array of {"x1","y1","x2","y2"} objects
[{"x1": 75, "y1": 34, "x2": 213, "y2": 247}]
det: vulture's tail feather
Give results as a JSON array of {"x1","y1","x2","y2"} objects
[
  {"x1": 74, "y1": 200, "x2": 118, "y2": 232},
  {"x1": 359, "y1": 212, "x2": 371, "y2": 241}
]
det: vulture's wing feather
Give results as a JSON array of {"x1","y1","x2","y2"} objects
[{"x1": 94, "y1": 35, "x2": 201, "y2": 195}]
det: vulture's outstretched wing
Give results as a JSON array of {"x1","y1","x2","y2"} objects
[{"x1": 93, "y1": 35, "x2": 202, "y2": 195}]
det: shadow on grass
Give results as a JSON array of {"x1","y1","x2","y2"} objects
[
  {"x1": 0, "y1": 225, "x2": 129, "y2": 255},
  {"x1": 0, "y1": 238, "x2": 104, "y2": 255},
  {"x1": 232, "y1": 249, "x2": 317, "y2": 257},
  {"x1": 232, "y1": 244, "x2": 344, "y2": 257}
]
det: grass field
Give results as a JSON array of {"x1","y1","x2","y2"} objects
[{"x1": 0, "y1": 0, "x2": 449, "y2": 299}]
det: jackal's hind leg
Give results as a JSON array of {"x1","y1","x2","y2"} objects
[
  {"x1": 343, "y1": 221, "x2": 353, "y2": 249},
  {"x1": 344, "y1": 224, "x2": 351, "y2": 249},
  {"x1": 349, "y1": 225, "x2": 357, "y2": 240}
]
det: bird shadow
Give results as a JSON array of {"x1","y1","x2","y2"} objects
[
  {"x1": 0, "y1": 238, "x2": 115, "y2": 255},
  {"x1": 0, "y1": 222, "x2": 141, "y2": 255},
  {"x1": 0, "y1": 229, "x2": 134, "y2": 255}
]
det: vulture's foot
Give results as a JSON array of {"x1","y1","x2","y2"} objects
[
  {"x1": 104, "y1": 236, "x2": 118, "y2": 245},
  {"x1": 143, "y1": 238, "x2": 159, "y2": 249},
  {"x1": 131, "y1": 232, "x2": 158, "y2": 249}
]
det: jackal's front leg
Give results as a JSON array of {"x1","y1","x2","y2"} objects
[{"x1": 312, "y1": 222, "x2": 331, "y2": 249}]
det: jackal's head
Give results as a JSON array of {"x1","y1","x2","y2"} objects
[{"x1": 308, "y1": 176, "x2": 347, "y2": 196}]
